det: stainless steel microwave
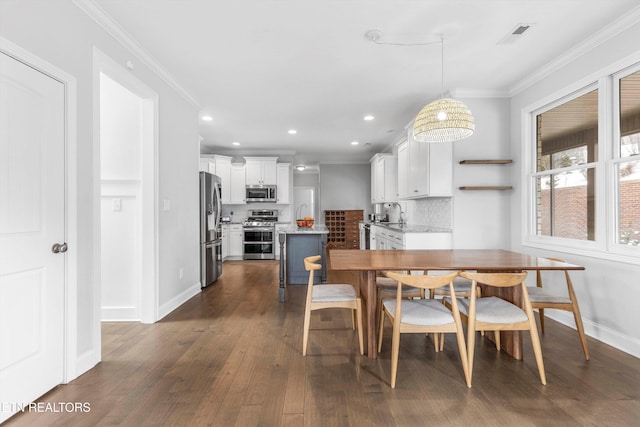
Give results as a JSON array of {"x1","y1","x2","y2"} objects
[{"x1": 246, "y1": 185, "x2": 277, "y2": 203}]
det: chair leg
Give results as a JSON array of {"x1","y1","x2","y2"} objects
[
  {"x1": 390, "y1": 319, "x2": 401, "y2": 388},
  {"x1": 302, "y1": 307, "x2": 312, "y2": 356},
  {"x1": 351, "y1": 308, "x2": 356, "y2": 330},
  {"x1": 527, "y1": 311, "x2": 547, "y2": 385},
  {"x1": 440, "y1": 333, "x2": 445, "y2": 352},
  {"x1": 378, "y1": 308, "x2": 386, "y2": 353},
  {"x1": 539, "y1": 308, "x2": 545, "y2": 333},
  {"x1": 494, "y1": 331, "x2": 500, "y2": 351},
  {"x1": 433, "y1": 333, "x2": 439, "y2": 352},
  {"x1": 356, "y1": 299, "x2": 364, "y2": 355},
  {"x1": 467, "y1": 326, "x2": 477, "y2": 386},
  {"x1": 453, "y1": 329, "x2": 471, "y2": 388},
  {"x1": 571, "y1": 305, "x2": 590, "y2": 360}
]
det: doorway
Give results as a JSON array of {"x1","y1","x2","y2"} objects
[
  {"x1": 294, "y1": 187, "x2": 317, "y2": 221},
  {"x1": 94, "y1": 48, "x2": 158, "y2": 324}
]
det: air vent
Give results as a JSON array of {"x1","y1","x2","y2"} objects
[
  {"x1": 498, "y1": 23, "x2": 534, "y2": 45},
  {"x1": 512, "y1": 25, "x2": 530, "y2": 35}
]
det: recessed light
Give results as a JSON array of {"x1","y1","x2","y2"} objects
[
  {"x1": 295, "y1": 165, "x2": 306, "y2": 171},
  {"x1": 364, "y1": 115, "x2": 374, "y2": 121},
  {"x1": 351, "y1": 141, "x2": 359, "y2": 145},
  {"x1": 288, "y1": 129, "x2": 297, "y2": 135},
  {"x1": 232, "y1": 141, "x2": 240, "y2": 146},
  {"x1": 202, "y1": 115, "x2": 213, "y2": 121}
]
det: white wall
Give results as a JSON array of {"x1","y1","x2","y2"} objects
[
  {"x1": 319, "y1": 164, "x2": 371, "y2": 222},
  {"x1": 0, "y1": 0, "x2": 201, "y2": 377},
  {"x1": 510, "y1": 22, "x2": 640, "y2": 357},
  {"x1": 451, "y1": 97, "x2": 512, "y2": 249}
]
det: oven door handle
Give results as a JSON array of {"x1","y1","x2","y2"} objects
[{"x1": 243, "y1": 227, "x2": 275, "y2": 232}]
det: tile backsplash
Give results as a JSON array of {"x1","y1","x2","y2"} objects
[{"x1": 410, "y1": 197, "x2": 452, "y2": 229}]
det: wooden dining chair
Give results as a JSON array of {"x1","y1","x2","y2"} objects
[
  {"x1": 445, "y1": 271, "x2": 547, "y2": 386},
  {"x1": 302, "y1": 255, "x2": 364, "y2": 356},
  {"x1": 528, "y1": 258, "x2": 590, "y2": 360},
  {"x1": 378, "y1": 271, "x2": 470, "y2": 388},
  {"x1": 376, "y1": 272, "x2": 424, "y2": 330}
]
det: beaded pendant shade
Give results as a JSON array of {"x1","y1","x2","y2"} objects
[
  {"x1": 413, "y1": 98, "x2": 475, "y2": 142},
  {"x1": 412, "y1": 36, "x2": 475, "y2": 143}
]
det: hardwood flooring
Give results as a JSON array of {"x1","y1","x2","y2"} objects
[{"x1": 6, "y1": 260, "x2": 640, "y2": 426}]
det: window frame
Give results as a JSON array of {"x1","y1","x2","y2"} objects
[
  {"x1": 522, "y1": 71, "x2": 639, "y2": 264},
  {"x1": 611, "y1": 64, "x2": 640, "y2": 256}
]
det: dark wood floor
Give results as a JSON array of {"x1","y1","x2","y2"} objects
[{"x1": 6, "y1": 260, "x2": 640, "y2": 426}]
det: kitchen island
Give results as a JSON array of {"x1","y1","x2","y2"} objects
[{"x1": 278, "y1": 225, "x2": 329, "y2": 302}]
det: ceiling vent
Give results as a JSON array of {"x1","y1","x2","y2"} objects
[{"x1": 498, "y1": 23, "x2": 534, "y2": 44}]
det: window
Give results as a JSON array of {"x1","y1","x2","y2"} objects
[
  {"x1": 526, "y1": 65, "x2": 640, "y2": 260},
  {"x1": 616, "y1": 70, "x2": 640, "y2": 247},
  {"x1": 534, "y1": 89, "x2": 598, "y2": 241}
]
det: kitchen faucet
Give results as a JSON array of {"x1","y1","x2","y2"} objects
[{"x1": 386, "y1": 202, "x2": 405, "y2": 225}]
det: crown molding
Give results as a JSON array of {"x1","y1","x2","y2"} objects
[
  {"x1": 72, "y1": 0, "x2": 200, "y2": 108},
  {"x1": 452, "y1": 88, "x2": 511, "y2": 98},
  {"x1": 510, "y1": 5, "x2": 640, "y2": 96}
]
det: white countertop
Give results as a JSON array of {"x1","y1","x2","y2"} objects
[{"x1": 279, "y1": 225, "x2": 330, "y2": 234}]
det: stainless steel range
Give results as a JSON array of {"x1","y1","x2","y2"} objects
[{"x1": 242, "y1": 209, "x2": 278, "y2": 260}]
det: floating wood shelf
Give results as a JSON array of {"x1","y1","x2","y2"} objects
[
  {"x1": 459, "y1": 186, "x2": 513, "y2": 190},
  {"x1": 459, "y1": 159, "x2": 513, "y2": 164}
]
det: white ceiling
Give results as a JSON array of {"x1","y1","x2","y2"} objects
[{"x1": 92, "y1": 0, "x2": 640, "y2": 165}]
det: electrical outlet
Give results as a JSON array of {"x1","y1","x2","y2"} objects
[{"x1": 112, "y1": 198, "x2": 121, "y2": 211}]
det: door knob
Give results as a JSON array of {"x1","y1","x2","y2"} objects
[{"x1": 52, "y1": 243, "x2": 68, "y2": 254}]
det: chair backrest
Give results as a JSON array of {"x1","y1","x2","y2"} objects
[
  {"x1": 536, "y1": 257, "x2": 570, "y2": 288},
  {"x1": 386, "y1": 271, "x2": 459, "y2": 291},
  {"x1": 459, "y1": 271, "x2": 528, "y2": 288},
  {"x1": 304, "y1": 255, "x2": 322, "y2": 272},
  {"x1": 303, "y1": 255, "x2": 322, "y2": 308}
]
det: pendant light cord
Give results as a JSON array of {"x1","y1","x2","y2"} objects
[{"x1": 440, "y1": 35, "x2": 445, "y2": 99}]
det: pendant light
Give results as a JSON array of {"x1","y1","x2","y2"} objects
[{"x1": 413, "y1": 36, "x2": 475, "y2": 143}]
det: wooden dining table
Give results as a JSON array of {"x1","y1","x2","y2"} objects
[{"x1": 328, "y1": 249, "x2": 585, "y2": 359}]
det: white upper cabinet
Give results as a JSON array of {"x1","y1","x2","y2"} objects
[
  {"x1": 399, "y1": 127, "x2": 453, "y2": 198},
  {"x1": 397, "y1": 140, "x2": 409, "y2": 199},
  {"x1": 276, "y1": 163, "x2": 291, "y2": 204},
  {"x1": 245, "y1": 156, "x2": 277, "y2": 185},
  {"x1": 230, "y1": 164, "x2": 246, "y2": 204},
  {"x1": 370, "y1": 153, "x2": 398, "y2": 203},
  {"x1": 201, "y1": 155, "x2": 232, "y2": 204}
]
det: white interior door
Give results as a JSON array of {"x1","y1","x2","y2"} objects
[{"x1": 0, "y1": 51, "x2": 65, "y2": 422}]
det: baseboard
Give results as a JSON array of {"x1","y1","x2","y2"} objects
[
  {"x1": 158, "y1": 282, "x2": 201, "y2": 320},
  {"x1": 545, "y1": 311, "x2": 640, "y2": 359},
  {"x1": 101, "y1": 306, "x2": 139, "y2": 321},
  {"x1": 72, "y1": 348, "x2": 100, "y2": 383}
]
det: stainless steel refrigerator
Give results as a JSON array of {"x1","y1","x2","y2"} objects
[{"x1": 200, "y1": 172, "x2": 222, "y2": 287}]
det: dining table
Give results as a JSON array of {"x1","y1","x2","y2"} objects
[{"x1": 327, "y1": 249, "x2": 585, "y2": 359}]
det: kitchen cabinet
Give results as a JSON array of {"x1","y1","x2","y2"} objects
[
  {"x1": 370, "y1": 153, "x2": 397, "y2": 203},
  {"x1": 397, "y1": 140, "x2": 409, "y2": 198},
  {"x1": 221, "y1": 224, "x2": 229, "y2": 259},
  {"x1": 398, "y1": 128, "x2": 453, "y2": 198},
  {"x1": 245, "y1": 156, "x2": 277, "y2": 186},
  {"x1": 230, "y1": 164, "x2": 246, "y2": 204},
  {"x1": 276, "y1": 163, "x2": 291, "y2": 204},
  {"x1": 201, "y1": 155, "x2": 232, "y2": 204},
  {"x1": 199, "y1": 158, "x2": 214, "y2": 173},
  {"x1": 369, "y1": 224, "x2": 452, "y2": 250},
  {"x1": 229, "y1": 224, "x2": 243, "y2": 257}
]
